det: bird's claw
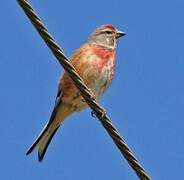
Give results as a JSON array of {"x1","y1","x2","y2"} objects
[
  {"x1": 100, "y1": 108, "x2": 107, "y2": 118},
  {"x1": 91, "y1": 111, "x2": 96, "y2": 118}
]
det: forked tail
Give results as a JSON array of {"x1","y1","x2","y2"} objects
[
  {"x1": 26, "y1": 105, "x2": 72, "y2": 161},
  {"x1": 26, "y1": 120, "x2": 60, "y2": 161}
]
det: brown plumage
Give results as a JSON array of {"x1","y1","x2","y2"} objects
[{"x1": 26, "y1": 24, "x2": 125, "y2": 161}]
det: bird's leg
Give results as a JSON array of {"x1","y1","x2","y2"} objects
[{"x1": 100, "y1": 108, "x2": 107, "y2": 118}]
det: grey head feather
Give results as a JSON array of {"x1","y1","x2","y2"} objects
[{"x1": 87, "y1": 24, "x2": 122, "y2": 50}]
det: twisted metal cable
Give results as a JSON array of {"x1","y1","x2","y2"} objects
[{"x1": 17, "y1": 0, "x2": 151, "y2": 179}]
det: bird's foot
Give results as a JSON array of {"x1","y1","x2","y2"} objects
[
  {"x1": 100, "y1": 108, "x2": 107, "y2": 118},
  {"x1": 91, "y1": 111, "x2": 96, "y2": 118}
]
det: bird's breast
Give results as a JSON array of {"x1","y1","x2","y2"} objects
[
  {"x1": 89, "y1": 45, "x2": 115, "y2": 74},
  {"x1": 89, "y1": 47, "x2": 116, "y2": 98}
]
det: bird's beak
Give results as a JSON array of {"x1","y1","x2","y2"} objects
[{"x1": 116, "y1": 30, "x2": 126, "y2": 38}]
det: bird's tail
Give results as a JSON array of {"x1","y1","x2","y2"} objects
[{"x1": 26, "y1": 105, "x2": 72, "y2": 161}]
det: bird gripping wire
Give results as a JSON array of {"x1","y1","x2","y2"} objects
[{"x1": 17, "y1": 0, "x2": 151, "y2": 179}]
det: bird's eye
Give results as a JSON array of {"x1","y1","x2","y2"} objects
[{"x1": 105, "y1": 31, "x2": 113, "y2": 35}]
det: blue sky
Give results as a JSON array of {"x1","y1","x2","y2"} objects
[{"x1": 1, "y1": 0, "x2": 184, "y2": 179}]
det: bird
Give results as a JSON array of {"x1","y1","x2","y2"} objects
[{"x1": 26, "y1": 24, "x2": 126, "y2": 161}]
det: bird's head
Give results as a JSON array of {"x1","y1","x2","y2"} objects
[{"x1": 87, "y1": 24, "x2": 126, "y2": 49}]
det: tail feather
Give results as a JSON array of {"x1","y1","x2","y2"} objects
[
  {"x1": 26, "y1": 122, "x2": 60, "y2": 161},
  {"x1": 26, "y1": 103, "x2": 73, "y2": 161},
  {"x1": 38, "y1": 126, "x2": 60, "y2": 161},
  {"x1": 26, "y1": 105, "x2": 59, "y2": 158}
]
